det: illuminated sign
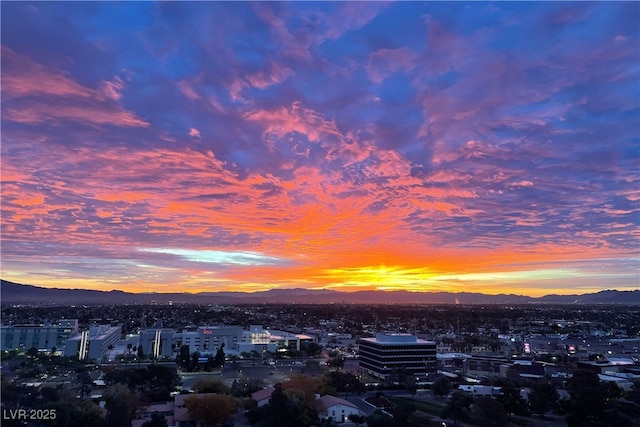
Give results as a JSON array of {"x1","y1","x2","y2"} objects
[{"x1": 202, "y1": 329, "x2": 213, "y2": 335}]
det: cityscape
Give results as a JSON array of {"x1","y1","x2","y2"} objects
[
  {"x1": 2, "y1": 2, "x2": 639, "y2": 427},
  {"x1": 2, "y1": 295, "x2": 640, "y2": 427}
]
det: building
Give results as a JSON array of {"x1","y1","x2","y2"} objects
[
  {"x1": 237, "y1": 326, "x2": 317, "y2": 356},
  {"x1": 268, "y1": 330, "x2": 317, "y2": 353},
  {"x1": 358, "y1": 334, "x2": 436, "y2": 380},
  {"x1": 175, "y1": 326, "x2": 243, "y2": 355},
  {"x1": 132, "y1": 402, "x2": 175, "y2": 427},
  {"x1": 465, "y1": 355, "x2": 510, "y2": 378},
  {"x1": 251, "y1": 386, "x2": 275, "y2": 407},
  {"x1": 64, "y1": 325, "x2": 121, "y2": 360},
  {"x1": 239, "y1": 325, "x2": 278, "y2": 355},
  {"x1": 139, "y1": 328, "x2": 175, "y2": 359},
  {"x1": 458, "y1": 385, "x2": 502, "y2": 396},
  {"x1": 0, "y1": 319, "x2": 78, "y2": 352},
  {"x1": 316, "y1": 395, "x2": 360, "y2": 423}
]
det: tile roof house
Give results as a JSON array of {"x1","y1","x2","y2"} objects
[
  {"x1": 316, "y1": 395, "x2": 360, "y2": 423},
  {"x1": 251, "y1": 386, "x2": 275, "y2": 407}
]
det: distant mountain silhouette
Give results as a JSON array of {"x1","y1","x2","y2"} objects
[{"x1": 1, "y1": 279, "x2": 638, "y2": 305}]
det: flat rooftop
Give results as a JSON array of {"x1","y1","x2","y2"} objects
[{"x1": 360, "y1": 334, "x2": 435, "y2": 345}]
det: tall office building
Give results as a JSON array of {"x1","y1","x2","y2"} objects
[{"x1": 359, "y1": 333, "x2": 436, "y2": 380}]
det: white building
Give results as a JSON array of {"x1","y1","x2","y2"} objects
[
  {"x1": 175, "y1": 326, "x2": 243, "y2": 355},
  {"x1": 64, "y1": 325, "x2": 121, "y2": 360},
  {"x1": 458, "y1": 385, "x2": 502, "y2": 396},
  {"x1": 239, "y1": 325, "x2": 278, "y2": 355},
  {"x1": 1, "y1": 319, "x2": 78, "y2": 352},
  {"x1": 316, "y1": 395, "x2": 360, "y2": 423},
  {"x1": 139, "y1": 329, "x2": 175, "y2": 359},
  {"x1": 269, "y1": 330, "x2": 317, "y2": 352}
]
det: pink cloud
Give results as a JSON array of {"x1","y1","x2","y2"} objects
[
  {"x1": 4, "y1": 103, "x2": 149, "y2": 127},
  {"x1": 366, "y1": 47, "x2": 418, "y2": 84},
  {"x1": 1, "y1": 46, "x2": 94, "y2": 99},
  {"x1": 177, "y1": 80, "x2": 200, "y2": 101},
  {"x1": 245, "y1": 101, "x2": 341, "y2": 143},
  {"x1": 100, "y1": 76, "x2": 125, "y2": 101},
  {"x1": 252, "y1": 4, "x2": 312, "y2": 62},
  {"x1": 324, "y1": 2, "x2": 390, "y2": 40},
  {"x1": 188, "y1": 128, "x2": 201, "y2": 137},
  {"x1": 246, "y1": 61, "x2": 293, "y2": 89},
  {"x1": 510, "y1": 180, "x2": 534, "y2": 188},
  {"x1": 1, "y1": 46, "x2": 148, "y2": 128}
]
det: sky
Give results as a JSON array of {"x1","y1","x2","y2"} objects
[{"x1": 1, "y1": 2, "x2": 639, "y2": 297}]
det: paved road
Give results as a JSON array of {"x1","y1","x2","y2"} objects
[{"x1": 179, "y1": 361, "x2": 310, "y2": 390}]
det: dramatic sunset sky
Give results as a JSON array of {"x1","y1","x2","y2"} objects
[{"x1": 1, "y1": 2, "x2": 638, "y2": 297}]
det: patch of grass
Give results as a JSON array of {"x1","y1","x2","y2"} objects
[
  {"x1": 389, "y1": 397, "x2": 489, "y2": 426},
  {"x1": 388, "y1": 396, "x2": 445, "y2": 416}
]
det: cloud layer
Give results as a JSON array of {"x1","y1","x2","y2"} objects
[{"x1": 1, "y1": 2, "x2": 638, "y2": 296}]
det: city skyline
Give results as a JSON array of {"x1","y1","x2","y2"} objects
[{"x1": 1, "y1": 2, "x2": 638, "y2": 297}]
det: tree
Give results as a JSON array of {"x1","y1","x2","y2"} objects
[
  {"x1": 303, "y1": 342, "x2": 323, "y2": 357},
  {"x1": 442, "y1": 390, "x2": 473, "y2": 426},
  {"x1": 191, "y1": 351, "x2": 201, "y2": 371},
  {"x1": 474, "y1": 396, "x2": 509, "y2": 427},
  {"x1": 184, "y1": 394, "x2": 235, "y2": 427},
  {"x1": 78, "y1": 368, "x2": 92, "y2": 401},
  {"x1": 103, "y1": 383, "x2": 139, "y2": 427},
  {"x1": 260, "y1": 383, "x2": 318, "y2": 427},
  {"x1": 103, "y1": 364, "x2": 180, "y2": 402},
  {"x1": 326, "y1": 371, "x2": 364, "y2": 393},
  {"x1": 282, "y1": 374, "x2": 322, "y2": 409},
  {"x1": 141, "y1": 412, "x2": 168, "y2": 427},
  {"x1": 47, "y1": 399, "x2": 104, "y2": 427},
  {"x1": 432, "y1": 375, "x2": 451, "y2": 397},
  {"x1": 137, "y1": 345, "x2": 145, "y2": 361},
  {"x1": 528, "y1": 381, "x2": 558, "y2": 416},
  {"x1": 143, "y1": 364, "x2": 181, "y2": 401},
  {"x1": 348, "y1": 413, "x2": 366, "y2": 425},
  {"x1": 498, "y1": 384, "x2": 529, "y2": 417},
  {"x1": 214, "y1": 343, "x2": 225, "y2": 368},
  {"x1": 566, "y1": 369, "x2": 609, "y2": 427},
  {"x1": 192, "y1": 378, "x2": 230, "y2": 394},
  {"x1": 177, "y1": 345, "x2": 190, "y2": 371},
  {"x1": 365, "y1": 409, "x2": 394, "y2": 427},
  {"x1": 26, "y1": 346, "x2": 39, "y2": 358},
  {"x1": 204, "y1": 356, "x2": 215, "y2": 372},
  {"x1": 327, "y1": 356, "x2": 344, "y2": 370}
]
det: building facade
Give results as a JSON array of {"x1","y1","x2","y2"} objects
[
  {"x1": 359, "y1": 334, "x2": 436, "y2": 380},
  {"x1": 139, "y1": 328, "x2": 175, "y2": 359},
  {"x1": 64, "y1": 325, "x2": 122, "y2": 360},
  {"x1": 175, "y1": 326, "x2": 243, "y2": 355},
  {"x1": 0, "y1": 319, "x2": 78, "y2": 352}
]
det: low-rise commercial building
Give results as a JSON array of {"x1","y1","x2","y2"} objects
[
  {"x1": 64, "y1": 325, "x2": 121, "y2": 360},
  {"x1": 139, "y1": 328, "x2": 175, "y2": 359},
  {"x1": 1, "y1": 319, "x2": 78, "y2": 352},
  {"x1": 175, "y1": 326, "x2": 243, "y2": 355}
]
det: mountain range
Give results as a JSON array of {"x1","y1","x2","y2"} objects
[{"x1": 1, "y1": 280, "x2": 638, "y2": 305}]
